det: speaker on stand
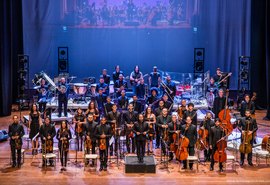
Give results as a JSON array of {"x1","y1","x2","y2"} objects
[{"x1": 58, "y1": 47, "x2": 69, "y2": 74}]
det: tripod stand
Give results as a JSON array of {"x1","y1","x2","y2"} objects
[{"x1": 159, "y1": 139, "x2": 171, "y2": 173}]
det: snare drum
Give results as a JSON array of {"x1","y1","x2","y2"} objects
[{"x1": 73, "y1": 83, "x2": 88, "y2": 95}]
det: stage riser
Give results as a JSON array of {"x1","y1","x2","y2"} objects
[{"x1": 125, "y1": 156, "x2": 156, "y2": 173}]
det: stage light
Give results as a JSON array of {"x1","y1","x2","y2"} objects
[
  {"x1": 62, "y1": 26, "x2": 67, "y2": 31},
  {"x1": 193, "y1": 27, "x2": 198, "y2": 32}
]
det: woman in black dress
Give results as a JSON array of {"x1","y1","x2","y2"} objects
[
  {"x1": 85, "y1": 101, "x2": 100, "y2": 121},
  {"x1": 73, "y1": 107, "x2": 86, "y2": 151},
  {"x1": 144, "y1": 107, "x2": 156, "y2": 155},
  {"x1": 28, "y1": 104, "x2": 41, "y2": 155}
]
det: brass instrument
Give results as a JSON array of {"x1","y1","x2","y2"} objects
[
  {"x1": 160, "y1": 81, "x2": 174, "y2": 102},
  {"x1": 99, "y1": 131, "x2": 107, "y2": 150}
]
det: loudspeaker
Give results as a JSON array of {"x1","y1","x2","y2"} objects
[
  {"x1": 194, "y1": 48, "x2": 205, "y2": 73},
  {"x1": 58, "y1": 47, "x2": 69, "y2": 73},
  {"x1": 194, "y1": 61, "x2": 204, "y2": 73},
  {"x1": 194, "y1": 48, "x2": 205, "y2": 61}
]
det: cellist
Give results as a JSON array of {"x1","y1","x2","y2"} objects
[
  {"x1": 209, "y1": 118, "x2": 224, "y2": 172},
  {"x1": 181, "y1": 116, "x2": 197, "y2": 170},
  {"x1": 168, "y1": 114, "x2": 181, "y2": 161},
  {"x1": 238, "y1": 110, "x2": 258, "y2": 166}
]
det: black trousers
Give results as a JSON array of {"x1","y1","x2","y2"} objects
[
  {"x1": 183, "y1": 146, "x2": 195, "y2": 169},
  {"x1": 210, "y1": 146, "x2": 223, "y2": 169},
  {"x1": 155, "y1": 125, "x2": 160, "y2": 148},
  {"x1": 136, "y1": 140, "x2": 146, "y2": 160},
  {"x1": 204, "y1": 148, "x2": 212, "y2": 161},
  {"x1": 58, "y1": 97, "x2": 67, "y2": 116},
  {"x1": 240, "y1": 138, "x2": 253, "y2": 163},
  {"x1": 11, "y1": 145, "x2": 21, "y2": 165},
  {"x1": 38, "y1": 102, "x2": 46, "y2": 112},
  {"x1": 126, "y1": 135, "x2": 135, "y2": 153},
  {"x1": 76, "y1": 133, "x2": 84, "y2": 151},
  {"x1": 59, "y1": 149, "x2": 68, "y2": 167},
  {"x1": 161, "y1": 137, "x2": 168, "y2": 155},
  {"x1": 99, "y1": 148, "x2": 108, "y2": 168},
  {"x1": 110, "y1": 138, "x2": 118, "y2": 156}
]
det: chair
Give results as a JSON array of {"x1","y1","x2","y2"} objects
[
  {"x1": 226, "y1": 155, "x2": 236, "y2": 171},
  {"x1": 254, "y1": 149, "x2": 270, "y2": 166},
  {"x1": 84, "y1": 154, "x2": 98, "y2": 171},
  {"x1": 186, "y1": 155, "x2": 199, "y2": 172},
  {"x1": 42, "y1": 153, "x2": 57, "y2": 169}
]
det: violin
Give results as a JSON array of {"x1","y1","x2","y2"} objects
[
  {"x1": 176, "y1": 125, "x2": 190, "y2": 161},
  {"x1": 218, "y1": 89, "x2": 233, "y2": 134}
]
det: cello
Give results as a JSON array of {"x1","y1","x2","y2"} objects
[
  {"x1": 218, "y1": 89, "x2": 233, "y2": 134},
  {"x1": 170, "y1": 131, "x2": 179, "y2": 153},
  {"x1": 239, "y1": 120, "x2": 252, "y2": 154},
  {"x1": 196, "y1": 118, "x2": 209, "y2": 151},
  {"x1": 213, "y1": 124, "x2": 227, "y2": 163},
  {"x1": 176, "y1": 125, "x2": 189, "y2": 161}
]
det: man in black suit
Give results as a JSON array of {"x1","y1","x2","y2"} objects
[
  {"x1": 239, "y1": 94, "x2": 255, "y2": 117},
  {"x1": 8, "y1": 115, "x2": 25, "y2": 168},
  {"x1": 157, "y1": 108, "x2": 172, "y2": 154},
  {"x1": 95, "y1": 117, "x2": 112, "y2": 171},
  {"x1": 104, "y1": 96, "x2": 113, "y2": 116},
  {"x1": 181, "y1": 116, "x2": 197, "y2": 170},
  {"x1": 168, "y1": 114, "x2": 181, "y2": 161},
  {"x1": 117, "y1": 90, "x2": 129, "y2": 110},
  {"x1": 209, "y1": 118, "x2": 225, "y2": 172},
  {"x1": 130, "y1": 95, "x2": 143, "y2": 113},
  {"x1": 183, "y1": 103, "x2": 197, "y2": 125},
  {"x1": 123, "y1": 103, "x2": 138, "y2": 153},
  {"x1": 133, "y1": 114, "x2": 149, "y2": 163},
  {"x1": 57, "y1": 77, "x2": 69, "y2": 117},
  {"x1": 213, "y1": 89, "x2": 226, "y2": 118},
  {"x1": 238, "y1": 110, "x2": 258, "y2": 166},
  {"x1": 85, "y1": 114, "x2": 98, "y2": 165}
]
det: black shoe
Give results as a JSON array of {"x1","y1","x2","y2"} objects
[
  {"x1": 248, "y1": 162, "x2": 253, "y2": 166},
  {"x1": 240, "y1": 161, "x2": 244, "y2": 167},
  {"x1": 42, "y1": 163, "x2": 45, "y2": 167},
  {"x1": 169, "y1": 157, "x2": 173, "y2": 162},
  {"x1": 219, "y1": 168, "x2": 224, "y2": 172},
  {"x1": 17, "y1": 164, "x2": 21, "y2": 168},
  {"x1": 49, "y1": 163, "x2": 54, "y2": 167},
  {"x1": 12, "y1": 163, "x2": 16, "y2": 168},
  {"x1": 190, "y1": 167, "x2": 193, "y2": 170},
  {"x1": 181, "y1": 167, "x2": 187, "y2": 170},
  {"x1": 103, "y1": 167, "x2": 107, "y2": 171},
  {"x1": 210, "y1": 167, "x2": 214, "y2": 171},
  {"x1": 99, "y1": 167, "x2": 103, "y2": 171}
]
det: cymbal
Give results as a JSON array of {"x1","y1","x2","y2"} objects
[{"x1": 68, "y1": 76, "x2": 77, "y2": 79}]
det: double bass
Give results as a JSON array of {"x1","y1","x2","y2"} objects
[
  {"x1": 218, "y1": 89, "x2": 233, "y2": 134},
  {"x1": 176, "y1": 125, "x2": 189, "y2": 161},
  {"x1": 262, "y1": 135, "x2": 270, "y2": 152}
]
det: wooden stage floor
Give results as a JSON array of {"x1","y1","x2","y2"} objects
[{"x1": 0, "y1": 110, "x2": 270, "y2": 185}]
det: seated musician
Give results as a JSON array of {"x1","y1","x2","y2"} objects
[
  {"x1": 56, "y1": 121, "x2": 72, "y2": 171},
  {"x1": 74, "y1": 107, "x2": 86, "y2": 151},
  {"x1": 177, "y1": 99, "x2": 187, "y2": 122},
  {"x1": 206, "y1": 77, "x2": 218, "y2": 96},
  {"x1": 156, "y1": 108, "x2": 172, "y2": 155},
  {"x1": 95, "y1": 117, "x2": 112, "y2": 171},
  {"x1": 146, "y1": 87, "x2": 159, "y2": 109},
  {"x1": 200, "y1": 112, "x2": 215, "y2": 162},
  {"x1": 112, "y1": 65, "x2": 124, "y2": 83},
  {"x1": 107, "y1": 104, "x2": 121, "y2": 156},
  {"x1": 144, "y1": 107, "x2": 156, "y2": 154},
  {"x1": 181, "y1": 116, "x2": 197, "y2": 170},
  {"x1": 135, "y1": 79, "x2": 147, "y2": 99},
  {"x1": 130, "y1": 65, "x2": 143, "y2": 94},
  {"x1": 161, "y1": 75, "x2": 176, "y2": 99},
  {"x1": 130, "y1": 94, "x2": 143, "y2": 113},
  {"x1": 149, "y1": 66, "x2": 161, "y2": 88},
  {"x1": 133, "y1": 114, "x2": 149, "y2": 163},
  {"x1": 117, "y1": 90, "x2": 129, "y2": 110},
  {"x1": 104, "y1": 96, "x2": 113, "y2": 117},
  {"x1": 96, "y1": 76, "x2": 108, "y2": 96},
  {"x1": 238, "y1": 110, "x2": 258, "y2": 166},
  {"x1": 123, "y1": 103, "x2": 138, "y2": 153},
  {"x1": 239, "y1": 94, "x2": 255, "y2": 117},
  {"x1": 168, "y1": 114, "x2": 181, "y2": 161},
  {"x1": 209, "y1": 118, "x2": 225, "y2": 172},
  {"x1": 8, "y1": 115, "x2": 25, "y2": 168},
  {"x1": 183, "y1": 103, "x2": 197, "y2": 125},
  {"x1": 114, "y1": 74, "x2": 128, "y2": 97},
  {"x1": 37, "y1": 78, "x2": 48, "y2": 113},
  {"x1": 40, "y1": 116, "x2": 56, "y2": 167},
  {"x1": 85, "y1": 114, "x2": 98, "y2": 166},
  {"x1": 101, "y1": 69, "x2": 111, "y2": 85},
  {"x1": 161, "y1": 94, "x2": 172, "y2": 110},
  {"x1": 95, "y1": 88, "x2": 107, "y2": 114}
]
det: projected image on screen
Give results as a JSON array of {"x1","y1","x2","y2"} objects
[{"x1": 61, "y1": 0, "x2": 192, "y2": 28}]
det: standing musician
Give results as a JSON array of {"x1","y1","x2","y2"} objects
[
  {"x1": 117, "y1": 90, "x2": 129, "y2": 110},
  {"x1": 104, "y1": 96, "x2": 114, "y2": 117},
  {"x1": 37, "y1": 78, "x2": 48, "y2": 113},
  {"x1": 177, "y1": 99, "x2": 187, "y2": 122},
  {"x1": 101, "y1": 69, "x2": 111, "y2": 85},
  {"x1": 133, "y1": 114, "x2": 149, "y2": 163},
  {"x1": 183, "y1": 103, "x2": 197, "y2": 125},
  {"x1": 95, "y1": 117, "x2": 112, "y2": 171},
  {"x1": 154, "y1": 100, "x2": 166, "y2": 148},
  {"x1": 114, "y1": 74, "x2": 128, "y2": 97},
  {"x1": 213, "y1": 89, "x2": 226, "y2": 118},
  {"x1": 74, "y1": 107, "x2": 86, "y2": 151},
  {"x1": 136, "y1": 79, "x2": 147, "y2": 99},
  {"x1": 181, "y1": 116, "x2": 197, "y2": 170},
  {"x1": 209, "y1": 118, "x2": 225, "y2": 172},
  {"x1": 199, "y1": 112, "x2": 215, "y2": 161},
  {"x1": 206, "y1": 77, "x2": 218, "y2": 109},
  {"x1": 85, "y1": 101, "x2": 100, "y2": 121},
  {"x1": 130, "y1": 65, "x2": 143, "y2": 94},
  {"x1": 149, "y1": 66, "x2": 161, "y2": 88},
  {"x1": 107, "y1": 104, "x2": 121, "y2": 156},
  {"x1": 144, "y1": 107, "x2": 156, "y2": 154},
  {"x1": 157, "y1": 108, "x2": 172, "y2": 155},
  {"x1": 56, "y1": 121, "x2": 72, "y2": 171},
  {"x1": 57, "y1": 77, "x2": 69, "y2": 117},
  {"x1": 213, "y1": 68, "x2": 225, "y2": 89},
  {"x1": 112, "y1": 65, "x2": 124, "y2": 83},
  {"x1": 40, "y1": 116, "x2": 56, "y2": 167},
  {"x1": 161, "y1": 75, "x2": 176, "y2": 99},
  {"x1": 239, "y1": 94, "x2": 255, "y2": 117},
  {"x1": 123, "y1": 103, "x2": 138, "y2": 153},
  {"x1": 146, "y1": 87, "x2": 159, "y2": 108},
  {"x1": 28, "y1": 104, "x2": 42, "y2": 155},
  {"x1": 130, "y1": 94, "x2": 143, "y2": 113},
  {"x1": 8, "y1": 115, "x2": 25, "y2": 168},
  {"x1": 96, "y1": 76, "x2": 109, "y2": 96},
  {"x1": 85, "y1": 114, "x2": 98, "y2": 165},
  {"x1": 238, "y1": 110, "x2": 258, "y2": 166},
  {"x1": 168, "y1": 114, "x2": 181, "y2": 161},
  {"x1": 161, "y1": 94, "x2": 173, "y2": 110}
]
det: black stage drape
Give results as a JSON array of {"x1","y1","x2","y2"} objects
[
  {"x1": 251, "y1": 0, "x2": 270, "y2": 119},
  {"x1": 0, "y1": 0, "x2": 23, "y2": 116}
]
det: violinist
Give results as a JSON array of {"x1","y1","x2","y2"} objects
[
  {"x1": 84, "y1": 114, "x2": 98, "y2": 165},
  {"x1": 104, "y1": 96, "x2": 113, "y2": 117},
  {"x1": 199, "y1": 112, "x2": 214, "y2": 162},
  {"x1": 40, "y1": 116, "x2": 56, "y2": 167},
  {"x1": 238, "y1": 110, "x2": 258, "y2": 166},
  {"x1": 144, "y1": 107, "x2": 156, "y2": 154},
  {"x1": 133, "y1": 114, "x2": 149, "y2": 163},
  {"x1": 213, "y1": 89, "x2": 226, "y2": 118},
  {"x1": 95, "y1": 116, "x2": 112, "y2": 171},
  {"x1": 157, "y1": 108, "x2": 172, "y2": 155},
  {"x1": 183, "y1": 103, "x2": 197, "y2": 125},
  {"x1": 161, "y1": 94, "x2": 173, "y2": 111},
  {"x1": 56, "y1": 121, "x2": 72, "y2": 171},
  {"x1": 181, "y1": 116, "x2": 197, "y2": 170},
  {"x1": 209, "y1": 118, "x2": 225, "y2": 172},
  {"x1": 168, "y1": 114, "x2": 181, "y2": 161},
  {"x1": 74, "y1": 107, "x2": 86, "y2": 151},
  {"x1": 177, "y1": 99, "x2": 187, "y2": 122}
]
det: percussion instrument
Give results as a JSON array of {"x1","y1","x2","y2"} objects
[{"x1": 73, "y1": 83, "x2": 88, "y2": 95}]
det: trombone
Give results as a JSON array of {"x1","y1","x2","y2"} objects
[{"x1": 160, "y1": 81, "x2": 174, "y2": 102}]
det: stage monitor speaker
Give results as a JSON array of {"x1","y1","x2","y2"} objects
[
  {"x1": 194, "y1": 48, "x2": 205, "y2": 61},
  {"x1": 58, "y1": 47, "x2": 68, "y2": 60},
  {"x1": 194, "y1": 48, "x2": 205, "y2": 73},
  {"x1": 58, "y1": 47, "x2": 69, "y2": 74}
]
